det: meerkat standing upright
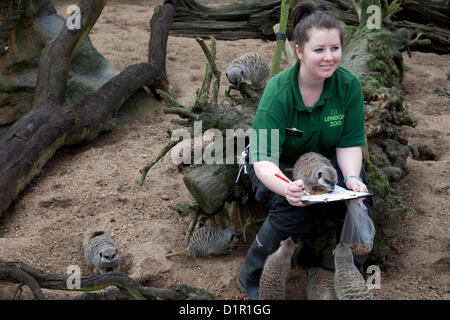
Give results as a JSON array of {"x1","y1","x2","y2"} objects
[
  {"x1": 259, "y1": 237, "x2": 298, "y2": 300},
  {"x1": 292, "y1": 152, "x2": 338, "y2": 194},
  {"x1": 226, "y1": 52, "x2": 270, "y2": 89},
  {"x1": 83, "y1": 231, "x2": 120, "y2": 274},
  {"x1": 165, "y1": 225, "x2": 241, "y2": 258},
  {"x1": 333, "y1": 242, "x2": 374, "y2": 300}
]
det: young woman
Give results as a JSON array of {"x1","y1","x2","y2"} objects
[{"x1": 237, "y1": 1, "x2": 373, "y2": 300}]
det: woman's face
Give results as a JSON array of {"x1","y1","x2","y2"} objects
[{"x1": 296, "y1": 28, "x2": 342, "y2": 80}]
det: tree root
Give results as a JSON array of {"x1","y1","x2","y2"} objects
[
  {"x1": 139, "y1": 136, "x2": 183, "y2": 186},
  {"x1": 0, "y1": 259, "x2": 217, "y2": 300},
  {"x1": 195, "y1": 37, "x2": 220, "y2": 107},
  {"x1": 0, "y1": 262, "x2": 46, "y2": 300}
]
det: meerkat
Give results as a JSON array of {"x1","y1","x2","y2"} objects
[
  {"x1": 333, "y1": 242, "x2": 374, "y2": 300},
  {"x1": 83, "y1": 231, "x2": 120, "y2": 274},
  {"x1": 259, "y1": 236, "x2": 297, "y2": 300},
  {"x1": 165, "y1": 225, "x2": 241, "y2": 258},
  {"x1": 306, "y1": 267, "x2": 336, "y2": 300},
  {"x1": 226, "y1": 52, "x2": 270, "y2": 89},
  {"x1": 292, "y1": 152, "x2": 338, "y2": 194}
]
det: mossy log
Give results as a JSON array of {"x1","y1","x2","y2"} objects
[
  {"x1": 183, "y1": 164, "x2": 240, "y2": 215},
  {"x1": 0, "y1": 0, "x2": 175, "y2": 216}
]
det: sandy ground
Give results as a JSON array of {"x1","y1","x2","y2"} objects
[{"x1": 0, "y1": 0, "x2": 448, "y2": 300}]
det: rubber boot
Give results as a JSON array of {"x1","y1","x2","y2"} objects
[{"x1": 237, "y1": 218, "x2": 288, "y2": 300}]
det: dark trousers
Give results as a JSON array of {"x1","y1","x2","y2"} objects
[{"x1": 238, "y1": 153, "x2": 373, "y2": 299}]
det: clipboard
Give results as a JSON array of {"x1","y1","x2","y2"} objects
[{"x1": 300, "y1": 185, "x2": 373, "y2": 205}]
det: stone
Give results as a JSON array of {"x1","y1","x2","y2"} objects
[
  {"x1": 160, "y1": 194, "x2": 170, "y2": 201},
  {"x1": 408, "y1": 144, "x2": 420, "y2": 160},
  {"x1": 377, "y1": 139, "x2": 409, "y2": 175},
  {"x1": 381, "y1": 166, "x2": 403, "y2": 182}
]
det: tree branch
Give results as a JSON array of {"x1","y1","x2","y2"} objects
[
  {"x1": 0, "y1": 259, "x2": 217, "y2": 300},
  {"x1": 0, "y1": 1, "x2": 175, "y2": 216},
  {"x1": 0, "y1": 262, "x2": 46, "y2": 300},
  {"x1": 139, "y1": 137, "x2": 183, "y2": 186},
  {"x1": 33, "y1": 0, "x2": 107, "y2": 108}
]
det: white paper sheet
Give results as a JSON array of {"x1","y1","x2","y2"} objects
[{"x1": 300, "y1": 185, "x2": 372, "y2": 204}]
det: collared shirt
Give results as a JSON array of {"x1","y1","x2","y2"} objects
[{"x1": 250, "y1": 61, "x2": 366, "y2": 164}]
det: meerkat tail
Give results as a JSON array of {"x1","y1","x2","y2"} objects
[
  {"x1": 83, "y1": 230, "x2": 105, "y2": 248},
  {"x1": 165, "y1": 249, "x2": 187, "y2": 258}
]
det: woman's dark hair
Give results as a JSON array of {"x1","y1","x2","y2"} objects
[{"x1": 292, "y1": 1, "x2": 343, "y2": 50}]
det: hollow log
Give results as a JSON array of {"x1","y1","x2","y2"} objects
[{"x1": 0, "y1": 1, "x2": 174, "y2": 216}]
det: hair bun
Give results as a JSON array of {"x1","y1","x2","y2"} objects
[{"x1": 292, "y1": 1, "x2": 330, "y2": 27}]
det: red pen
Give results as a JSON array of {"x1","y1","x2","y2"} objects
[
  {"x1": 274, "y1": 173, "x2": 291, "y2": 184},
  {"x1": 274, "y1": 173, "x2": 311, "y2": 195}
]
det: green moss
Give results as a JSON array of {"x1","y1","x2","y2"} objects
[
  {"x1": 366, "y1": 162, "x2": 390, "y2": 199},
  {"x1": 369, "y1": 150, "x2": 389, "y2": 167},
  {"x1": 368, "y1": 185, "x2": 414, "y2": 263},
  {"x1": 360, "y1": 74, "x2": 380, "y2": 100},
  {"x1": 215, "y1": 206, "x2": 231, "y2": 229}
]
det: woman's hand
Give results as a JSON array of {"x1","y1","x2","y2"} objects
[
  {"x1": 345, "y1": 177, "x2": 368, "y2": 193},
  {"x1": 285, "y1": 180, "x2": 309, "y2": 207}
]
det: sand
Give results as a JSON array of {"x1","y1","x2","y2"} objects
[{"x1": 0, "y1": 0, "x2": 448, "y2": 300}]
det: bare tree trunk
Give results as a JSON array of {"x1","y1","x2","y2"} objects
[{"x1": 0, "y1": 1, "x2": 175, "y2": 216}]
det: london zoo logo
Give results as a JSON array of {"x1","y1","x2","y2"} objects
[{"x1": 324, "y1": 109, "x2": 344, "y2": 127}]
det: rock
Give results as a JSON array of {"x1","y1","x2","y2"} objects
[
  {"x1": 408, "y1": 144, "x2": 420, "y2": 160},
  {"x1": 160, "y1": 194, "x2": 170, "y2": 201},
  {"x1": 110, "y1": 217, "x2": 116, "y2": 223},
  {"x1": 117, "y1": 196, "x2": 128, "y2": 203},
  {"x1": 417, "y1": 144, "x2": 438, "y2": 161},
  {"x1": 369, "y1": 147, "x2": 391, "y2": 167},
  {"x1": 381, "y1": 166, "x2": 403, "y2": 182},
  {"x1": 377, "y1": 139, "x2": 409, "y2": 176}
]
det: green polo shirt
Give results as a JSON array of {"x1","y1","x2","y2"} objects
[{"x1": 250, "y1": 61, "x2": 366, "y2": 164}]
